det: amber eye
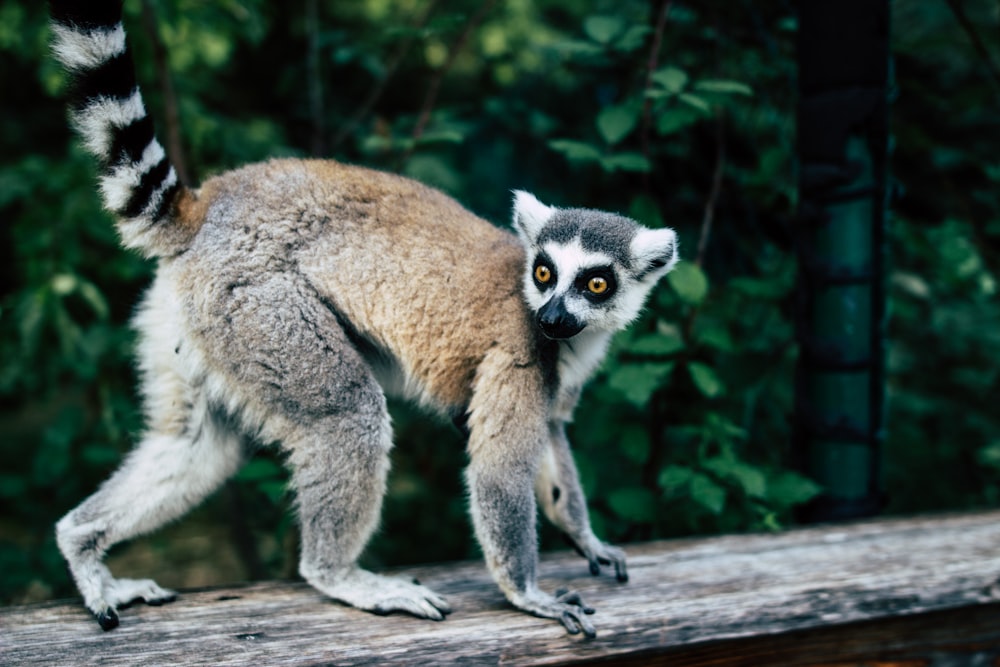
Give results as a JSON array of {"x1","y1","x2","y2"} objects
[
  {"x1": 535, "y1": 265, "x2": 552, "y2": 284},
  {"x1": 588, "y1": 276, "x2": 608, "y2": 294}
]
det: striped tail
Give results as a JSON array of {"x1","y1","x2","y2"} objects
[{"x1": 50, "y1": 1, "x2": 191, "y2": 257}]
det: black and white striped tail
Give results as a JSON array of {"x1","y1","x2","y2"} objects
[{"x1": 50, "y1": 1, "x2": 186, "y2": 256}]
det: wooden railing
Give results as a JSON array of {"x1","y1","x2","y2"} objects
[{"x1": 4, "y1": 511, "x2": 1000, "y2": 665}]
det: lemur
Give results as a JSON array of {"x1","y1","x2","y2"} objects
[{"x1": 49, "y1": 0, "x2": 678, "y2": 638}]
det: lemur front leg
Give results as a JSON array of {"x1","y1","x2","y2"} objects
[
  {"x1": 465, "y1": 350, "x2": 597, "y2": 637},
  {"x1": 535, "y1": 422, "x2": 628, "y2": 583}
]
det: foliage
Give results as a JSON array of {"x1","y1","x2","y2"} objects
[{"x1": 1, "y1": 0, "x2": 998, "y2": 605}]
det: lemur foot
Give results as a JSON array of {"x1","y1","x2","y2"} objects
[
  {"x1": 563, "y1": 532, "x2": 629, "y2": 583},
  {"x1": 305, "y1": 567, "x2": 452, "y2": 621},
  {"x1": 88, "y1": 578, "x2": 178, "y2": 631},
  {"x1": 514, "y1": 588, "x2": 597, "y2": 638}
]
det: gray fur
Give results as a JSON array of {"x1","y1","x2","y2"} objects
[{"x1": 537, "y1": 209, "x2": 638, "y2": 268}]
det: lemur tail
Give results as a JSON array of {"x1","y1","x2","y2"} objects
[{"x1": 50, "y1": 1, "x2": 193, "y2": 257}]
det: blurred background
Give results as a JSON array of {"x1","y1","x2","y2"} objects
[{"x1": 1, "y1": 0, "x2": 998, "y2": 605}]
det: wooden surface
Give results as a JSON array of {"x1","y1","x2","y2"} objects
[{"x1": 3, "y1": 511, "x2": 1000, "y2": 666}]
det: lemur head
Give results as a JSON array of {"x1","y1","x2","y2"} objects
[{"x1": 511, "y1": 191, "x2": 679, "y2": 340}]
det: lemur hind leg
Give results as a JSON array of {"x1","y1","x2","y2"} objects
[
  {"x1": 286, "y1": 403, "x2": 450, "y2": 621},
  {"x1": 535, "y1": 424, "x2": 628, "y2": 582},
  {"x1": 56, "y1": 408, "x2": 245, "y2": 630},
  {"x1": 210, "y1": 275, "x2": 450, "y2": 620}
]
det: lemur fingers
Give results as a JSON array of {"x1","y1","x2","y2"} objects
[
  {"x1": 590, "y1": 543, "x2": 628, "y2": 583},
  {"x1": 563, "y1": 532, "x2": 629, "y2": 583},
  {"x1": 515, "y1": 588, "x2": 597, "y2": 638},
  {"x1": 307, "y1": 568, "x2": 452, "y2": 622},
  {"x1": 107, "y1": 578, "x2": 178, "y2": 608}
]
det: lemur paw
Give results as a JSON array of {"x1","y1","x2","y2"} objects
[
  {"x1": 306, "y1": 568, "x2": 452, "y2": 621},
  {"x1": 86, "y1": 579, "x2": 177, "y2": 631},
  {"x1": 95, "y1": 606, "x2": 119, "y2": 631},
  {"x1": 107, "y1": 578, "x2": 178, "y2": 608},
  {"x1": 514, "y1": 589, "x2": 597, "y2": 638},
  {"x1": 563, "y1": 532, "x2": 629, "y2": 583}
]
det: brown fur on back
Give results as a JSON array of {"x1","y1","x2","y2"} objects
[{"x1": 179, "y1": 158, "x2": 538, "y2": 414}]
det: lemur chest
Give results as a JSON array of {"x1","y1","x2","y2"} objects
[{"x1": 551, "y1": 330, "x2": 613, "y2": 422}]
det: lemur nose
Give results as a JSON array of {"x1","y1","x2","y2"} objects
[{"x1": 536, "y1": 297, "x2": 585, "y2": 340}]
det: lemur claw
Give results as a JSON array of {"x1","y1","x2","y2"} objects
[
  {"x1": 517, "y1": 588, "x2": 597, "y2": 638},
  {"x1": 556, "y1": 594, "x2": 596, "y2": 638},
  {"x1": 564, "y1": 532, "x2": 629, "y2": 583},
  {"x1": 96, "y1": 608, "x2": 119, "y2": 631}
]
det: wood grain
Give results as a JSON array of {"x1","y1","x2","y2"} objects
[{"x1": 3, "y1": 511, "x2": 1000, "y2": 666}]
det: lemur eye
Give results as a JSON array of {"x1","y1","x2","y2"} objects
[
  {"x1": 587, "y1": 277, "x2": 608, "y2": 294},
  {"x1": 535, "y1": 265, "x2": 552, "y2": 284}
]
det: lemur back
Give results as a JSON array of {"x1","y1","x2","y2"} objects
[{"x1": 50, "y1": 0, "x2": 678, "y2": 638}]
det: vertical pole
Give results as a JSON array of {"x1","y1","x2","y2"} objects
[{"x1": 794, "y1": 1, "x2": 891, "y2": 521}]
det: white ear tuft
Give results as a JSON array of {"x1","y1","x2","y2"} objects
[
  {"x1": 511, "y1": 190, "x2": 555, "y2": 243},
  {"x1": 631, "y1": 227, "x2": 679, "y2": 278}
]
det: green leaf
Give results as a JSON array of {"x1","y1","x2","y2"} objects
[
  {"x1": 667, "y1": 262, "x2": 709, "y2": 304},
  {"x1": 615, "y1": 25, "x2": 651, "y2": 52},
  {"x1": 596, "y1": 105, "x2": 638, "y2": 145},
  {"x1": 414, "y1": 130, "x2": 464, "y2": 145},
  {"x1": 729, "y1": 276, "x2": 789, "y2": 300},
  {"x1": 600, "y1": 152, "x2": 651, "y2": 173},
  {"x1": 767, "y1": 471, "x2": 823, "y2": 509},
  {"x1": 258, "y1": 481, "x2": 288, "y2": 504},
  {"x1": 658, "y1": 464, "x2": 695, "y2": 491},
  {"x1": 81, "y1": 442, "x2": 122, "y2": 467},
  {"x1": 0, "y1": 475, "x2": 27, "y2": 499},
  {"x1": 548, "y1": 139, "x2": 603, "y2": 163},
  {"x1": 652, "y1": 66, "x2": 688, "y2": 93},
  {"x1": 50, "y1": 273, "x2": 76, "y2": 296},
  {"x1": 688, "y1": 362, "x2": 725, "y2": 398},
  {"x1": 778, "y1": 16, "x2": 798, "y2": 31},
  {"x1": 606, "y1": 362, "x2": 674, "y2": 407},
  {"x1": 694, "y1": 321, "x2": 735, "y2": 352},
  {"x1": 627, "y1": 332, "x2": 685, "y2": 356},
  {"x1": 976, "y1": 441, "x2": 1000, "y2": 470},
  {"x1": 690, "y1": 473, "x2": 727, "y2": 514},
  {"x1": 608, "y1": 487, "x2": 657, "y2": 522},
  {"x1": 555, "y1": 39, "x2": 606, "y2": 58},
  {"x1": 678, "y1": 92, "x2": 712, "y2": 114},
  {"x1": 702, "y1": 457, "x2": 767, "y2": 498},
  {"x1": 620, "y1": 425, "x2": 651, "y2": 464},
  {"x1": 694, "y1": 79, "x2": 754, "y2": 96},
  {"x1": 656, "y1": 106, "x2": 701, "y2": 136},
  {"x1": 892, "y1": 272, "x2": 932, "y2": 300},
  {"x1": 237, "y1": 458, "x2": 285, "y2": 482},
  {"x1": 18, "y1": 292, "x2": 46, "y2": 349},
  {"x1": 583, "y1": 15, "x2": 625, "y2": 44},
  {"x1": 77, "y1": 279, "x2": 110, "y2": 320}
]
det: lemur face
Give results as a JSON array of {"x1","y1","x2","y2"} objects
[{"x1": 511, "y1": 191, "x2": 679, "y2": 340}]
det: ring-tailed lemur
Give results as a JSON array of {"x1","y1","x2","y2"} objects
[{"x1": 49, "y1": 0, "x2": 678, "y2": 638}]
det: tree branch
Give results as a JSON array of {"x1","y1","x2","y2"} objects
[
  {"x1": 942, "y1": 0, "x2": 1000, "y2": 90},
  {"x1": 398, "y1": 0, "x2": 498, "y2": 168},
  {"x1": 306, "y1": 0, "x2": 324, "y2": 156},
  {"x1": 331, "y1": 1, "x2": 441, "y2": 151},
  {"x1": 139, "y1": 0, "x2": 191, "y2": 186},
  {"x1": 640, "y1": 0, "x2": 673, "y2": 165},
  {"x1": 696, "y1": 115, "x2": 726, "y2": 267}
]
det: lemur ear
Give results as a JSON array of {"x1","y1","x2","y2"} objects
[
  {"x1": 631, "y1": 227, "x2": 679, "y2": 279},
  {"x1": 511, "y1": 190, "x2": 554, "y2": 244}
]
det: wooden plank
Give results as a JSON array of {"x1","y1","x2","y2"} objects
[
  {"x1": 579, "y1": 603, "x2": 1000, "y2": 666},
  {"x1": 3, "y1": 511, "x2": 1000, "y2": 666}
]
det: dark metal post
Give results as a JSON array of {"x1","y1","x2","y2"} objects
[{"x1": 794, "y1": 1, "x2": 891, "y2": 521}]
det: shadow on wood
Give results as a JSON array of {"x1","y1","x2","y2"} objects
[{"x1": 3, "y1": 511, "x2": 1000, "y2": 666}]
